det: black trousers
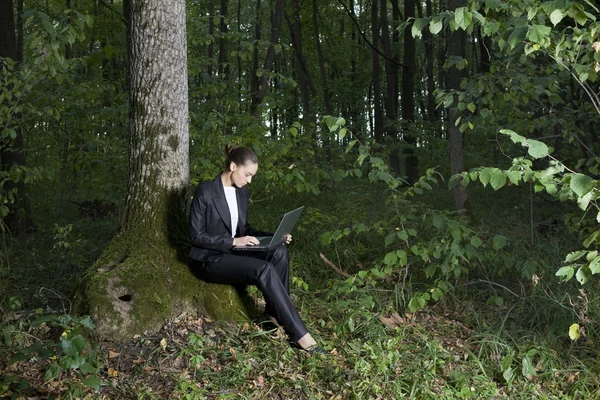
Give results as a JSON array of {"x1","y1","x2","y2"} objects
[{"x1": 194, "y1": 246, "x2": 308, "y2": 342}]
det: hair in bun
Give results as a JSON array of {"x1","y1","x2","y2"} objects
[{"x1": 224, "y1": 145, "x2": 258, "y2": 171}]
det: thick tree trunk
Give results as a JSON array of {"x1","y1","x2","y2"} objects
[
  {"x1": 0, "y1": 0, "x2": 35, "y2": 234},
  {"x1": 74, "y1": 0, "x2": 253, "y2": 341},
  {"x1": 312, "y1": 0, "x2": 331, "y2": 116},
  {"x1": 422, "y1": 0, "x2": 438, "y2": 122},
  {"x1": 447, "y1": 0, "x2": 468, "y2": 211}
]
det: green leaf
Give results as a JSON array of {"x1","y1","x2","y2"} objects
[
  {"x1": 569, "y1": 323, "x2": 580, "y2": 341},
  {"x1": 490, "y1": 171, "x2": 507, "y2": 191},
  {"x1": 492, "y1": 235, "x2": 508, "y2": 250},
  {"x1": 565, "y1": 250, "x2": 586, "y2": 262},
  {"x1": 570, "y1": 174, "x2": 594, "y2": 197},
  {"x1": 429, "y1": 18, "x2": 443, "y2": 35},
  {"x1": 589, "y1": 256, "x2": 600, "y2": 274},
  {"x1": 550, "y1": 9, "x2": 565, "y2": 26},
  {"x1": 505, "y1": 171, "x2": 521, "y2": 185},
  {"x1": 470, "y1": 236, "x2": 483, "y2": 248},
  {"x1": 408, "y1": 297, "x2": 426, "y2": 312},
  {"x1": 384, "y1": 252, "x2": 398, "y2": 266},
  {"x1": 479, "y1": 168, "x2": 492, "y2": 187},
  {"x1": 411, "y1": 17, "x2": 430, "y2": 39},
  {"x1": 556, "y1": 266, "x2": 575, "y2": 281},
  {"x1": 508, "y1": 26, "x2": 528, "y2": 50},
  {"x1": 576, "y1": 266, "x2": 590, "y2": 284},
  {"x1": 467, "y1": 102, "x2": 476, "y2": 112},
  {"x1": 526, "y1": 140, "x2": 549, "y2": 159},
  {"x1": 526, "y1": 25, "x2": 551, "y2": 45},
  {"x1": 454, "y1": 7, "x2": 472, "y2": 30},
  {"x1": 577, "y1": 192, "x2": 593, "y2": 211},
  {"x1": 81, "y1": 376, "x2": 101, "y2": 390}
]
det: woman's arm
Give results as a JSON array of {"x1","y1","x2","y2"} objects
[{"x1": 189, "y1": 189, "x2": 234, "y2": 253}]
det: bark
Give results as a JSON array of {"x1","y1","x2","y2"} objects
[
  {"x1": 207, "y1": 0, "x2": 214, "y2": 76},
  {"x1": 402, "y1": 0, "x2": 418, "y2": 182},
  {"x1": 250, "y1": 0, "x2": 262, "y2": 111},
  {"x1": 218, "y1": 0, "x2": 228, "y2": 78},
  {"x1": 422, "y1": 0, "x2": 438, "y2": 121},
  {"x1": 74, "y1": 0, "x2": 253, "y2": 341},
  {"x1": 0, "y1": 0, "x2": 35, "y2": 234},
  {"x1": 447, "y1": 0, "x2": 468, "y2": 211},
  {"x1": 312, "y1": 0, "x2": 331, "y2": 115},
  {"x1": 252, "y1": 0, "x2": 286, "y2": 117},
  {"x1": 380, "y1": 0, "x2": 400, "y2": 173},
  {"x1": 288, "y1": 0, "x2": 316, "y2": 128},
  {"x1": 371, "y1": 0, "x2": 383, "y2": 142}
]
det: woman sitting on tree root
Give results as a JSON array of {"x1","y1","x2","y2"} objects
[{"x1": 189, "y1": 145, "x2": 327, "y2": 355}]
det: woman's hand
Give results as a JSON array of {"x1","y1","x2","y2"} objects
[
  {"x1": 283, "y1": 234, "x2": 292, "y2": 245},
  {"x1": 233, "y1": 236, "x2": 260, "y2": 246}
]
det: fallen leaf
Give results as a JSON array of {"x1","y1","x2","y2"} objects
[
  {"x1": 107, "y1": 368, "x2": 118, "y2": 377},
  {"x1": 160, "y1": 338, "x2": 167, "y2": 350},
  {"x1": 108, "y1": 350, "x2": 120, "y2": 359}
]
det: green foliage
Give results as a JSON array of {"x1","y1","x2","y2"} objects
[{"x1": 1, "y1": 313, "x2": 103, "y2": 397}]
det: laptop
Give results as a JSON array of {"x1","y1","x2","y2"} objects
[{"x1": 233, "y1": 206, "x2": 304, "y2": 251}]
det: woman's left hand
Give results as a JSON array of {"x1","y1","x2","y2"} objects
[{"x1": 283, "y1": 234, "x2": 292, "y2": 244}]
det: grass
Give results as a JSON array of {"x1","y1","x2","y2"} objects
[{"x1": 2, "y1": 177, "x2": 600, "y2": 399}]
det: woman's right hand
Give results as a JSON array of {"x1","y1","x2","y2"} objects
[{"x1": 233, "y1": 236, "x2": 260, "y2": 246}]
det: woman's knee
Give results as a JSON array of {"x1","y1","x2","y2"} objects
[{"x1": 271, "y1": 246, "x2": 289, "y2": 264}]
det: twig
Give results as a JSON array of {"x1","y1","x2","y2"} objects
[{"x1": 319, "y1": 252, "x2": 352, "y2": 278}]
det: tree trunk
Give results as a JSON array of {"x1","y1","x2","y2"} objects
[
  {"x1": 402, "y1": 0, "x2": 418, "y2": 182},
  {"x1": 288, "y1": 0, "x2": 316, "y2": 129},
  {"x1": 312, "y1": 0, "x2": 331, "y2": 116},
  {"x1": 207, "y1": 0, "x2": 214, "y2": 76},
  {"x1": 218, "y1": 0, "x2": 228, "y2": 78},
  {"x1": 422, "y1": 0, "x2": 438, "y2": 122},
  {"x1": 380, "y1": 0, "x2": 400, "y2": 173},
  {"x1": 250, "y1": 0, "x2": 261, "y2": 112},
  {"x1": 74, "y1": 0, "x2": 253, "y2": 341},
  {"x1": 371, "y1": 0, "x2": 383, "y2": 143},
  {"x1": 252, "y1": 0, "x2": 286, "y2": 117},
  {"x1": 0, "y1": 0, "x2": 35, "y2": 234},
  {"x1": 447, "y1": 0, "x2": 468, "y2": 211}
]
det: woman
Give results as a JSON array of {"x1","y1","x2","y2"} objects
[{"x1": 189, "y1": 145, "x2": 326, "y2": 354}]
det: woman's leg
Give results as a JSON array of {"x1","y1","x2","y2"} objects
[{"x1": 195, "y1": 253, "x2": 308, "y2": 342}]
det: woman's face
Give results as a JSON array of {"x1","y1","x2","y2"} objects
[{"x1": 230, "y1": 161, "x2": 258, "y2": 188}]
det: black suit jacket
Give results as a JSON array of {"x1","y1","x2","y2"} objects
[{"x1": 189, "y1": 175, "x2": 269, "y2": 262}]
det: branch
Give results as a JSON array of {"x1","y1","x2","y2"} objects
[
  {"x1": 319, "y1": 252, "x2": 352, "y2": 278},
  {"x1": 336, "y1": 0, "x2": 408, "y2": 70}
]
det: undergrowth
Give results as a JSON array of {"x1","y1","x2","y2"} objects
[{"x1": 2, "y1": 178, "x2": 600, "y2": 399}]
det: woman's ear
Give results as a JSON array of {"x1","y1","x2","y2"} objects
[{"x1": 230, "y1": 162, "x2": 236, "y2": 172}]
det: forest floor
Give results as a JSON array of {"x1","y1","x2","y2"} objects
[{"x1": 2, "y1": 180, "x2": 600, "y2": 399}]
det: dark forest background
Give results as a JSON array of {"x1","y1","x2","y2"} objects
[{"x1": 2, "y1": 0, "x2": 600, "y2": 398}]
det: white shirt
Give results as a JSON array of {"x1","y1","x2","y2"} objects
[{"x1": 223, "y1": 186, "x2": 238, "y2": 238}]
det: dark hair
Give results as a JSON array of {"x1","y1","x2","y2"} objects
[{"x1": 224, "y1": 145, "x2": 258, "y2": 171}]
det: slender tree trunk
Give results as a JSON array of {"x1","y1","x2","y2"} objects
[
  {"x1": 218, "y1": 0, "x2": 228, "y2": 78},
  {"x1": 288, "y1": 0, "x2": 315, "y2": 129},
  {"x1": 402, "y1": 0, "x2": 418, "y2": 182},
  {"x1": 0, "y1": 0, "x2": 35, "y2": 234},
  {"x1": 252, "y1": 0, "x2": 286, "y2": 117},
  {"x1": 447, "y1": 0, "x2": 468, "y2": 211},
  {"x1": 421, "y1": 0, "x2": 438, "y2": 121},
  {"x1": 312, "y1": 0, "x2": 331, "y2": 115},
  {"x1": 207, "y1": 0, "x2": 214, "y2": 76},
  {"x1": 380, "y1": 0, "x2": 400, "y2": 173},
  {"x1": 250, "y1": 0, "x2": 261, "y2": 111},
  {"x1": 371, "y1": 0, "x2": 383, "y2": 142}
]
